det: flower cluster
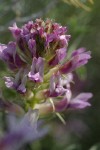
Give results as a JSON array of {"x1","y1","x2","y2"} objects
[{"x1": 0, "y1": 19, "x2": 92, "y2": 115}]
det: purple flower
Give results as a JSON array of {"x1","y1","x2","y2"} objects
[
  {"x1": 47, "y1": 72, "x2": 73, "y2": 97},
  {"x1": 43, "y1": 92, "x2": 92, "y2": 113},
  {"x1": 28, "y1": 57, "x2": 44, "y2": 82},
  {"x1": 48, "y1": 72, "x2": 67, "y2": 97},
  {"x1": 9, "y1": 23, "x2": 21, "y2": 39},
  {"x1": 0, "y1": 109, "x2": 48, "y2": 150},
  {"x1": 54, "y1": 91, "x2": 93, "y2": 111},
  {"x1": 4, "y1": 69, "x2": 27, "y2": 94},
  {"x1": 0, "y1": 42, "x2": 16, "y2": 61},
  {"x1": 59, "y1": 48, "x2": 91, "y2": 74},
  {"x1": 48, "y1": 47, "x2": 67, "y2": 66},
  {"x1": 0, "y1": 42, "x2": 24, "y2": 70},
  {"x1": 55, "y1": 92, "x2": 92, "y2": 111}
]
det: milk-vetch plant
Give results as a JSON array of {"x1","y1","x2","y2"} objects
[{"x1": 0, "y1": 18, "x2": 92, "y2": 118}]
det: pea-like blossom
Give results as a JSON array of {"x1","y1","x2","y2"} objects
[
  {"x1": 4, "y1": 69, "x2": 28, "y2": 94},
  {"x1": 55, "y1": 92, "x2": 93, "y2": 112},
  {"x1": 0, "y1": 42, "x2": 24, "y2": 70},
  {"x1": 28, "y1": 57, "x2": 44, "y2": 82},
  {"x1": 59, "y1": 48, "x2": 91, "y2": 74},
  {"x1": 34, "y1": 74, "x2": 92, "y2": 114}
]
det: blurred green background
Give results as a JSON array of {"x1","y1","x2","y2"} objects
[{"x1": 0, "y1": 0, "x2": 100, "y2": 150}]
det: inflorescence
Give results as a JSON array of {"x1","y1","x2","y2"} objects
[{"x1": 0, "y1": 18, "x2": 93, "y2": 116}]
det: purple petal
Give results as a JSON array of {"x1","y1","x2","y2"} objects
[
  {"x1": 4, "y1": 69, "x2": 27, "y2": 94},
  {"x1": 0, "y1": 42, "x2": 24, "y2": 70},
  {"x1": 4, "y1": 77, "x2": 14, "y2": 89},
  {"x1": 23, "y1": 21, "x2": 33, "y2": 31},
  {"x1": 0, "y1": 44, "x2": 7, "y2": 60},
  {"x1": 49, "y1": 73, "x2": 67, "y2": 97},
  {"x1": 55, "y1": 98, "x2": 68, "y2": 112},
  {"x1": 45, "y1": 33, "x2": 57, "y2": 47},
  {"x1": 59, "y1": 61, "x2": 73, "y2": 74},
  {"x1": 0, "y1": 42, "x2": 16, "y2": 61},
  {"x1": 54, "y1": 26, "x2": 67, "y2": 35},
  {"x1": 29, "y1": 72, "x2": 42, "y2": 82},
  {"x1": 59, "y1": 35, "x2": 70, "y2": 47},
  {"x1": 28, "y1": 57, "x2": 44, "y2": 82},
  {"x1": 9, "y1": 23, "x2": 21, "y2": 39},
  {"x1": 69, "y1": 93, "x2": 93, "y2": 109},
  {"x1": 37, "y1": 57, "x2": 44, "y2": 78},
  {"x1": 28, "y1": 39, "x2": 36, "y2": 57},
  {"x1": 59, "y1": 48, "x2": 91, "y2": 74},
  {"x1": 69, "y1": 101, "x2": 91, "y2": 109},
  {"x1": 17, "y1": 76, "x2": 27, "y2": 94},
  {"x1": 56, "y1": 47, "x2": 67, "y2": 62},
  {"x1": 73, "y1": 93, "x2": 93, "y2": 101},
  {"x1": 71, "y1": 48, "x2": 86, "y2": 57},
  {"x1": 48, "y1": 47, "x2": 67, "y2": 66}
]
